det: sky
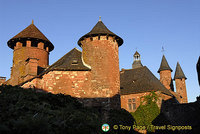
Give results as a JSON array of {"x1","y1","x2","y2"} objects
[{"x1": 0, "y1": 0, "x2": 199, "y2": 102}]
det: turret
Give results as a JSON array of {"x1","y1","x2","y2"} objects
[
  {"x1": 7, "y1": 21, "x2": 54, "y2": 85},
  {"x1": 78, "y1": 17, "x2": 123, "y2": 100},
  {"x1": 158, "y1": 55, "x2": 174, "y2": 90},
  {"x1": 174, "y1": 62, "x2": 187, "y2": 103},
  {"x1": 132, "y1": 51, "x2": 143, "y2": 69}
]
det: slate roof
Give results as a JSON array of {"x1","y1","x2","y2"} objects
[
  {"x1": 120, "y1": 66, "x2": 173, "y2": 96},
  {"x1": 132, "y1": 61, "x2": 143, "y2": 69},
  {"x1": 174, "y1": 62, "x2": 187, "y2": 80},
  {"x1": 7, "y1": 23, "x2": 54, "y2": 52},
  {"x1": 134, "y1": 51, "x2": 140, "y2": 56},
  {"x1": 19, "y1": 48, "x2": 91, "y2": 86},
  {"x1": 158, "y1": 55, "x2": 173, "y2": 73},
  {"x1": 44, "y1": 48, "x2": 91, "y2": 72},
  {"x1": 78, "y1": 19, "x2": 123, "y2": 46}
]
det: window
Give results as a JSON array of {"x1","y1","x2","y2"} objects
[
  {"x1": 128, "y1": 104, "x2": 132, "y2": 110},
  {"x1": 128, "y1": 98, "x2": 136, "y2": 110},
  {"x1": 132, "y1": 103, "x2": 136, "y2": 110},
  {"x1": 72, "y1": 59, "x2": 78, "y2": 65}
]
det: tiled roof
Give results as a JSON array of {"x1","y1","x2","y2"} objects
[
  {"x1": 78, "y1": 19, "x2": 123, "y2": 46},
  {"x1": 158, "y1": 55, "x2": 173, "y2": 73},
  {"x1": 7, "y1": 23, "x2": 54, "y2": 51},
  {"x1": 174, "y1": 62, "x2": 187, "y2": 80},
  {"x1": 120, "y1": 66, "x2": 173, "y2": 96}
]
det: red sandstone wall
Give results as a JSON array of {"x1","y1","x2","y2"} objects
[
  {"x1": 175, "y1": 79, "x2": 187, "y2": 103},
  {"x1": 80, "y1": 36, "x2": 120, "y2": 98},
  {"x1": 120, "y1": 92, "x2": 172, "y2": 112},
  {"x1": 159, "y1": 70, "x2": 172, "y2": 90},
  {"x1": 0, "y1": 78, "x2": 6, "y2": 85},
  {"x1": 9, "y1": 42, "x2": 49, "y2": 85},
  {"x1": 23, "y1": 71, "x2": 93, "y2": 98}
]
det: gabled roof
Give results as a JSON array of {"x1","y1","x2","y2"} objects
[
  {"x1": 19, "y1": 48, "x2": 91, "y2": 86},
  {"x1": 120, "y1": 66, "x2": 173, "y2": 96},
  {"x1": 78, "y1": 19, "x2": 123, "y2": 46},
  {"x1": 44, "y1": 48, "x2": 91, "y2": 72},
  {"x1": 7, "y1": 23, "x2": 54, "y2": 51},
  {"x1": 158, "y1": 55, "x2": 173, "y2": 73},
  {"x1": 174, "y1": 62, "x2": 187, "y2": 80}
]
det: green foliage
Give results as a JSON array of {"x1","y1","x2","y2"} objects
[
  {"x1": 131, "y1": 92, "x2": 160, "y2": 132},
  {"x1": 0, "y1": 85, "x2": 134, "y2": 134}
]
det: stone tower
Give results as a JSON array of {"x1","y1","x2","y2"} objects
[
  {"x1": 174, "y1": 62, "x2": 187, "y2": 103},
  {"x1": 7, "y1": 21, "x2": 54, "y2": 85},
  {"x1": 158, "y1": 55, "x2": 174, "y2": 90},
  {"x1": 78, "y1": 17, "x2": 123, "y2": 100},
  {"x1": 132, "y1": 51, "x2": 143, "y2": 69}
]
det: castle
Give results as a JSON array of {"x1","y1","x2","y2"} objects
[{"x1": 0, "y1": 18, "x2": 188, "y2": 112}]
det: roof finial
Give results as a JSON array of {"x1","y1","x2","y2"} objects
[
  {"x1": 161, "y1": 46, "x2": 165, "y2": 54},
  {"x1": 99, "y1": 16, "x2": 102, "y2": 21},
  {"x1": 32, "y1": 20, "x2": 34, "y2": 24}
]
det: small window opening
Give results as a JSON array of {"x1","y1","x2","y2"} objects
[{"x1": 72, "y1": 59, "x2": 78, "y2": 65}]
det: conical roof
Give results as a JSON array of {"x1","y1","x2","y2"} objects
[
  {"x1": 7, "y1": 22, "x2": 54, "y2": 51},
  {"x1": 134, "y1": 51, "x2": 140, "y2": 56},
  {"x1": 174, "y1": 62, "x2": 187, "y2": 80},
  {"x1": 158, "y1": 55, "x2": 173, "y2": 73},
  {"x1": 78, "y1": 19, "x2": 123, "y2": 46}
]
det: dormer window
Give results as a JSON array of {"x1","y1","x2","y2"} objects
[{"x1": 72, "y1": 59, "x2": 78, "y2": 65}]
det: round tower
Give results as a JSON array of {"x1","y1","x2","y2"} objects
[
  {"x1": 78, "y1": 17, "x2": 123, "y2": 99},
  {"x1": 174, "y1": 62, "x2": 187, "y2": 103},
  {"x1": 7, "y1": 21, "x2": 54, "y2": 85},
  {"x1": 158, "y1": 55, "x2": 173, "y2": 90}
]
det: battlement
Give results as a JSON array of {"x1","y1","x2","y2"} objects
[{"x1": 13, "y1": 41, "x2": 49, "y2": 52}]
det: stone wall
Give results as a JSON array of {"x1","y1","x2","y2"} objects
[
  {"x1": 80, "y1": 36, "x2": 120, "y2": 98},
  {"x1": 159, "y1": 70, "x2": 172, "y2": 90},
  {"x1": 120, "y1": 91, "x2": 173, "y2": 112},
  {"x1": 175, "y1": 78, "x2": 188, "y2": 103},
  {"x1": 9, "y1": 41, "x2": 49, "y2": 85}
]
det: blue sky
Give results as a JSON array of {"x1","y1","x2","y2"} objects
[{"x1": 0, "y1": 0, "x2": 199, "y2": 102}]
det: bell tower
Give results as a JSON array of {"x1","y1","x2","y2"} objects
[
  {"x1": 7, "y1": 21, "x2": 54, "y2": 85},
  {"x1": 132, "y1": 51, "x2": 143, "y2": 69}
]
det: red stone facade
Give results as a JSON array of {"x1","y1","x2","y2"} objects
[
  {"x1": 0, "y1": 77, "x2": 6, "y2": 85},
  {"x1": 175, "y1": 78, "x2": 188, "y2": 103},
  {"x1": 23, "y1": 71, "x2": 92, "y2": 97},
  {"x1": 120, "y1": 91, "x2": 172, "y2": 112},
  {"x1": 80, "y1": 36, "x2": 120, "y2": 98},
  {"x1": 21, "y1": 35, "x2": 121, "y2": 109},
  {"x1": 159, "y1": 70, "x2": 172, "y2": 90},
  {"x1": 8, "y1": 41, "x2": 49, "y2": 85}
]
